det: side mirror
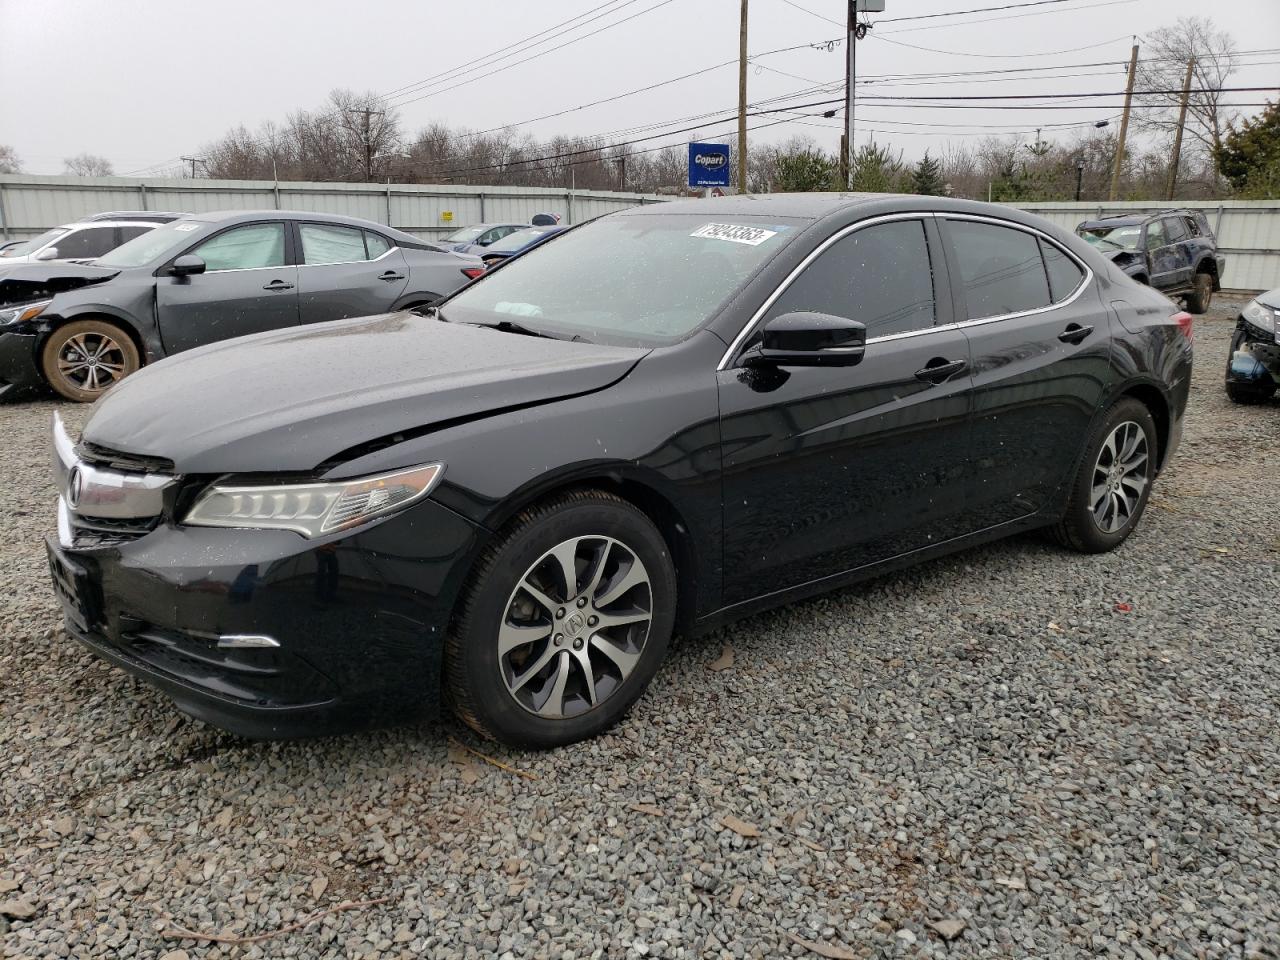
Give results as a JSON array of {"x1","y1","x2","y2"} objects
[
  {"x1": 34, "y1": 247, "x2": 59, "y2": 261},
  {"x1": 748, "y1": 311, "x2": 866, "y2": 367},
  {"x1": 170, "y1": 254, "x2": 206, "y2": 277}
]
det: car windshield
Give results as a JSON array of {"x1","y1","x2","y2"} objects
[
  {"x1": 442, "y1": 226, "x2": 487, "y2": 243},
  {"x1": 0, "y1": 228, "x2": 67, "y2": 258},
  {"x1": 443, "y1": 214, "x2": 803, "y2": 346},
  {"x1": 1079, "y1": 224, "x2": 1142, "y2": 252},
  {"x1": 95, "y1": 219, "x2": 204, "y2": 268},
  {"x1": 489, "y1": 227, "x2": 557, "y2": 254}
]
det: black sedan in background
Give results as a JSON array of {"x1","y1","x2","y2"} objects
[
  {"x1": 0, "y1": 211, "x2": 483, "y2": 401},
  {"x1": 47, "y1": 194, "x2": 1192, "y2": 747},
  {"x1": 1226, "y1": 288, "x2": 1279, "y2": 403}
]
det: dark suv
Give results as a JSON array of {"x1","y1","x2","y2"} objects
[{"x1": 1076, "y1": 210, "x2": 1225, "y2": 314}]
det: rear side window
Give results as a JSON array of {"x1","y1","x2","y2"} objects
[
  {"x1": 365, "y1": 231, "x2": 392, "y2": 258},
  {"x1": 1182, "y1": 216, "x2": 1201, "y2": 237},
  {"x1": 1164, "y1": 217, "x2": 1189, "y2": 243},
  {"x1": 947, "y1": 220, "x2": 1050, "y2": 319},
  {"x1": 192, "y1": 223, "x2": 286, "y2": 271},
  {"x1": 54, "y1": 226, "x2": 119, "y2": 260},
  {"x1": 766, "y1": 219, "x2": 936, "y2": 338},
  {"x1": 1039, "y1": 240, "x2": 1086, "y2": 303},
  {"x1": 301, "y1": 223, "x2": 368, "y2": 265}
]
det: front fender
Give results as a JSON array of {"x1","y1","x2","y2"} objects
[{"x1": 38, "y1": 296, "x2": 159, "y2": 361}]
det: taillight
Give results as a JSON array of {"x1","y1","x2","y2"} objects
[
  {"x1": 460, "y1": 266, "x2": 485, "y2": 280},
  {"x1": 1172, "y1": 310, "x2": 1193, "y2": 342}
]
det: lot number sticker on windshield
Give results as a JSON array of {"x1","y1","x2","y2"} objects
[
  {"x1": 690, "y1": 223, "x2": 778, "y2": 246},
  {"x1": 173, "y1": 223, "x2": 200, "y2": 232}
]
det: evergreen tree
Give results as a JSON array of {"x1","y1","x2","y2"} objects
[{"x1": 911, "y1": 151, "x2": 945, "y2": 196}]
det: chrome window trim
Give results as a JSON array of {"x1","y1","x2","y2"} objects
[
  {"x1": 296, "y1": 247, "x2": 398, "y2": 269},
  {"x1": 717, "y1": 210, "x2": 1094, "y2": 367}
]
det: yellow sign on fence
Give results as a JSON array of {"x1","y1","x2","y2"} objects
[{"x1": 441, "y1": 211, "x2": 453, "y2": 223}]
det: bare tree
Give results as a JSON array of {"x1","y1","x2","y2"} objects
[
  {"x1": 63, "y1": 153, "x2": 115, "y2": 176},
  {"x1": 1134, "y1": 17, "x2": 1239, "y2": 155},
  {"x1": 0, "y1": 145, "x2": 24, "y2": 174}
]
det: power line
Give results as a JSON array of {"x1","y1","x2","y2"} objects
[{"x1": 874, "y1": 32, "x2": 1134, "y2": 59}]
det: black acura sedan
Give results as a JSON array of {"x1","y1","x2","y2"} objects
[
  {"x1": 47, "y1": 194, "x2": 1192, "y2": 747},
  {"x1": 0, "y1": 210, "x2": 484, "y2": 402}
]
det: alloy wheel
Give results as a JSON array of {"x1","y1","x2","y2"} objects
[
  {"x1": 57, "y1": 332, "x2": 127, "y2": 393},
  {"x1": 1090, "y1": 421, "x2": 1149, "y2": 534},
  {"x1": 499, "y1": 535, "x2": 653, "y2": 719}
]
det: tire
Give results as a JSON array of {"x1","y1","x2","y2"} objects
[
  {"x1": 1185, "y1": 271, "x2": 1213, "y2": 314},
  {"x1": 1051, "y1": 398, "x2": 1157, "y2": 553},
  {"x1": 40, "y1": 319, "x2": 140, "y2": 402},
  {"x1": 445, "y1": 490, "x2": 676, "y2": 748}
]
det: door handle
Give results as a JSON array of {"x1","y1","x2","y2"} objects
[
  {"x1": 262, "y1": 280, "x2": 294, "y2": 291},
  {"x1": 914, "y1": 357, "x2": 967, "y2": 383},
  {"x1": 379, "y1": 271, "x2": 406, "y2": 282},
  {"x1": 1058, "y1": 323, "x2": 1094, "y2": 344}
]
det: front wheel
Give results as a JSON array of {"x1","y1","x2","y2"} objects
[
  {"x1": 1051, "y1": 398, "x2": 1157, "y2": 553},
  {"x1": 40, "y1": 319, "x2": 140, "y2": 402},
  {"x1": 445, "y1": 491, "x2": 676, "y2": 748}
]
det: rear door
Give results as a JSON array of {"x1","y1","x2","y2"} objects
[
  {"x1": 156, "y1": 221, "x2": 299, "y2": 354},
  {"x1": 717, "y1": 216, "x2": 974, "y2": 605},
  {"x1": 940, "y1": 216, "x2": 1112, "y2": 527},
  {"x1": 1144, "y1": 219, "x2": 1180, "y2": 290},
  {"x1": 1162, "y1": 215, "x2": 1193, "y2": 286},
  {"x1": 295, "y1": 222, "x2": 409, "y2": 324}
]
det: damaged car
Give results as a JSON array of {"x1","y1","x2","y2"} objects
[
  {"x1": 46, "y1": 194, "x2": 1192, "y2": 747},
  {"x1": 1076, "y1": 210, "x2": 1225, "y2": 314},
  {"x1": 1226, "y1": 288, "x2": 1279, "y2": 404},
  {"x1": 0, "y1": 210, "x2": 484, "y2": 402}
]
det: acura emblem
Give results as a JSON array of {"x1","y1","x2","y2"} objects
[{"x1": 67, "y1": 467, "x2": 82, "y2": 508}]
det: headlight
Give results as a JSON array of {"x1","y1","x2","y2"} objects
[
  {"x1": 0, "y1": 299, "x2": 52, "y2": 326},
  {"x1": 1242, "y1": 299, "x2": 1277, "y2": 337},
  {"x1": 184, "y1": 463, "x2": 444, "y2": 537}
]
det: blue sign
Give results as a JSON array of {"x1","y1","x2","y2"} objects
[{"x1": 688, "y1": 142, "x2": 731, "y2": 187}]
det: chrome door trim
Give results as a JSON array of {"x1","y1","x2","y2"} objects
[{"x1": 718, "y1": 210, "x2": 1095, "y2": 367}]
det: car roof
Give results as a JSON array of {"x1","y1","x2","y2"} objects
[
  {"x1": 614, "y1": 192, "x2": 900, "y2": 220},
  {"x1": 1077, "y1": 209, "x2": 1205, "y2": 229}
]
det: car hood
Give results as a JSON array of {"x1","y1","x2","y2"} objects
[
  {"x1": 82, "y1": 312, "x2": 647, "y2": 474},
  {"x1": 1255, "y1": 288, "x2": 1280, "y2": 310},
  {"x1": 0, "y1": 262, "x2": 119, "y2": 305}
]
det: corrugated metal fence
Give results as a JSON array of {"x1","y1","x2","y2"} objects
[
  {"x1": 3, "y1": 177, "x2": 1276, "y2": 291},
  {"x1": 1015, "y1": 200, "x2": 1280, "y2": 292},
  {"x1": 0, "y1": 174, "x2": 668, "y2": 242}
]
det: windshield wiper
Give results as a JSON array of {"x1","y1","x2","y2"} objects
[{"x1": 465, "y1": 319, "x2": 566, "y2": 340}]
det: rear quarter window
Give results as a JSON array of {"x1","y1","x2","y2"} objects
[{"x1": 1039, "y1": 239, "x2": 1086, "y2": 303}]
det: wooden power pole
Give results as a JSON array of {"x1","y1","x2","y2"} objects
[
  {"x1": 1109, "y1": 42, "x2": 1139, "y2": 202},
  {"x1": 1166, "y1": 57, "x2": 1196, "y2": 201},
  {"x1": 738, "y1": 0, "x2": 748, "y2": 193}
]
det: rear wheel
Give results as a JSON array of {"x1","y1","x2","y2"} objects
[
  {"x1": 1185, "y1": 271, "x2": 1214, "y2": 314},
  {"x1": 40, "y1": 319, "x2": 140, "y2": 402},
  {"x1": 1052, "y1": 398, "x2": 1157, "y2": 553},
  {"x1": 445, "y1": 491, "x2": 676, "y2": 748}
]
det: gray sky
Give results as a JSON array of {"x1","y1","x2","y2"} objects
[{"x1": 1, "y1": 0, "x2": 1277, "y2": 177}]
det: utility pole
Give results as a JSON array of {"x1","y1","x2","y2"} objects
[
  {"x1": 737, "y1": 0, "x2": 748, "y2": 193},
  {"x1": 180, "y1": 156, "x2": 205, "y2": 178},
  {"x1": 348, "y1": 107, "x2": 385, "y2": 183},
  {"x1": 618, "y1": 154, "x2": 626, "y2": 192},
  {"x1": 842, "y1": 1, "x2": 880, "y2": 189},
  {"x1": 1108, "y1": 41, "x2": 1139, "y2": 202},
  {"x1": 1165, "y1": 57, "x2": 1196, "y2": 201}
]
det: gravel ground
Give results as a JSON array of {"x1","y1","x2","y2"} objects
[{"x1": 1, "y1": 300, "x2": 1277, "y2": 960}]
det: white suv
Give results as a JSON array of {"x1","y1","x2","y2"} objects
[{"x1": 0, "y1": 211, "x2": 186, "y2": 266}]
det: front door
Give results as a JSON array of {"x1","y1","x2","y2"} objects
[
  {"x1": 938, "y1": 216, "x2": 1113, "y2": 527},
  {"x1": 1144, "y1": 219, "x2": 1181, "y2": 290},
  {"x1": 156, "y1": 221, "x2": 299, "y2": 355},
  {"x1": 718, "y1": 216, "x2": 974, "y2": 607},
  {"x1": 295, "y1": 222, "x2": 409, "y2": 324}
]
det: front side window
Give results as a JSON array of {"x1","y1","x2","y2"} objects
[
  {"x1": 192, "y1": 223, "x2": 286, "y2": 272},
  {"x1": 50, "y1": 226, "x2": 118, "y2": 260},
  {"x1": 301, "y1": 223, "x2": 368, "y2": 265},
  {"x1": 1145, "y1": 220, "x2": 1168, "y2": 250},
  {"x1": 765, "y1": 219, "x2": 936, "y2": 338},
  {"x1": 1039, "y1": 240, "x2": 1086, "y2": 303},
  {"x1": 443, "y1": 214, "x2": 803, "y2": 346},
  {"x1": 947, "y1": 220, "x2": 1050, "y2": 319}
]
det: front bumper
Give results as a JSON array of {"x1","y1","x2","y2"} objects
[
  {"x1": 1226, "y1": 318, "x2": 1279, "y2": 399},
  {"x1": 0, "y1": 329, "x2": 44, "y2": 401},
  {"x1": 49, "y1": 494, "x2": 484, "y2": 738}
]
